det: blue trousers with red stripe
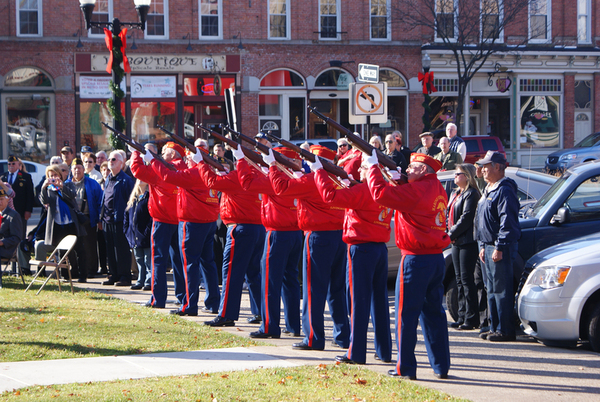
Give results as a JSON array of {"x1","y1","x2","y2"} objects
[
  {"x1": 260, "y1": 230, "x2": 302, "y2": 337},
  {"x1": 149, "y1": 221, "x2": 184, "y2": 308},
  {"x1": 218, "y1": 223, "x2": 265, "y2": 320},
  {"x1": 178, "y1": 221, "x2": 220, "y2": 315},
  {"x1": 346, "y1": 242, "x2": 392, "y2": 364},
  {"x1": 395, "y1": 253, "x2": 450, "y2": 378},
  {"x1": 301, "y1": 230, "x2": 349, "y2": 349}
]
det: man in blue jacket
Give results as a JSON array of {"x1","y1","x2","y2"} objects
[
  {"x1": 67, "y1": 158, "x2": 103, "y2": 283},
  {"x1": 100, "y1": 151, "x2": 134, "y2": 286},
  {"x1": 475, "y1": 151, "x2": 520, "y2": 342}
]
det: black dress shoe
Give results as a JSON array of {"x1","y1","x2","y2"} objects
[
  {"x1": 387, "y1": 370, "x2": 416, "y2": 380},
  {"x1": 335, "y1": 355, "x2": 362, "y2": 364},
  {"x1": 282, "y1": 329, "x2": 301, "y2": 337},
  {"x1": 170, "y1": 309, "x2": 198, "y2": 316},
  {"x1": 77, "y1": 278, "x2": 87, "y2": 283},
  {"x1": 374, "y1": 354, "x2": 392, "y2": 363},
  {"x1": 458, "y1": 324, "x2": 475, "y2": 330},
  {"x1": 449, "y1": 322, "x2": 463, "y2": 328},
  {"x1": 488, "y1": 332, "x2": 516, "y2": 342},
  {"x1": 479, "y1": 331, "x2": 493, "y2": 340},
  {"x1": 102, "y1": 280, "x2": 115, "y2": 286},
  {"x1": 292, "y1": 342, "x2": 324, "y2": 351},
  {"x1": 205, "y1": 316, "x2": 235, "y2": 327},
  {"x1": 144, "y1": 302, "x2": 162, "y2": 308},
  {"x1": 434, "y1": 373, "x2": 448, "y2": 379},
  {"x1": 249, "y1": 331, "x2": 280, "y2": 339},
  {"x1": 246, "y1": 315, "x2": 262, "y2": 324},
  {"x1": 142, "y1": 285, "x2": 151, "y2": 291},
  {"x1": 130, "y1": 283, "x2": 143, "y2": 290},
  {"x1": 114, "y1": 280, "x2": 131, "y2": 287},
  {"x1": 200, "y1": 307, "x2": 218, "y2": 314}
]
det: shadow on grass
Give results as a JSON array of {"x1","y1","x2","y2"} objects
[{"x1": 1, "y1": 340, "x2": 176, "y2": 357}]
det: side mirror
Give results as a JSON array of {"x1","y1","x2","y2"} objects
[{"x1": 550, "y1": 207, "x2": 570, "y2": 225}]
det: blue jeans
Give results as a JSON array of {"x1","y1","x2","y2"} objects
[
  {"x1": 483, "y1": 243, "x2": 517, "y2": 336},
  {"x1": 134, "y1": 247, "x2": 152, "y2": 287}
]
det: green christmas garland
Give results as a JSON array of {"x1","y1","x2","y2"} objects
[
  {"x1": 106, "y1": 35, "x2": 126, "y2": 150},
  {"x1": 422, "y1": 93, "x2": 432, "y2": 132}
]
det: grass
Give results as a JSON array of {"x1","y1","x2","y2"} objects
[
  {"x1": 1, "y1": 364, "x2": 466, "y2": 401},
  {"x1": 0, "y1": 276, "x2": 257, "y2": 362}
]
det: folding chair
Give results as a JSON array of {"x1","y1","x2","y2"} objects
[
  {"x1": 25, "y1": 235, "x2": 78, "y2": 295},
  {"x1": 0, "y1": 249, "x2": 24, "y2": 289}
]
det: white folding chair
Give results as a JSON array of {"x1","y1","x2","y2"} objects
[{"x1": 25, "y1": 235, "x2": 78, "y2": 295}]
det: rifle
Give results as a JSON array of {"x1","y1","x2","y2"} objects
[
  {"x1": 220, "y1": 125, "x2": 301, "y2": 172},
  {"x1": 263, "y1": 132, "x2": 359, "y2": 186},
  {"x1": 196, "y1": 124, "x2": 269, "y2": 169},
  {"x1": 101, "y1": 122, "x2": 176, "y2": 171},
  {"x1": 157, "y1": 125, "x2": 227, "y2": 173}
]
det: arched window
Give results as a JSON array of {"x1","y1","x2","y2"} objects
[
  {"x1": 260, "y1": 69, "x2": 305, "y2": 87},
  {"x1": 314, "y1": 68, "x2": 353, "y2": 87},
  {"x1": 380, "y1": 69, "x2": 407, "y2": 88},
  {"x1": 4, "y1": 67, "x2": 52, "y2": 87}
]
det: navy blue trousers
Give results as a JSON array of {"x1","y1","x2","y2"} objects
[
  {"x1": 149, "y1": 221, "x2": 184, "y2": 308},
  {"x1": 483, "y1": 243, "x2": 517, "y2": 336},
  {"x1": 260, "y1": 230, "x2": 302, "y2": 337},
  {"x1": 346, "y1": 242, "x2": 392, "y2": 364},
  {"x1": 301, "y1": 230, "x2": 349, "y2": 349},
  {"x1": 218, "y1": 223, "x2": 265, "y2": 320},
  {"x1": 178, "y1": 221, "x2": 220, "y2": 315},
  {"x1": 104, "y1": 222, "x2": 131, "y2": 283},
  {"x1": 395, "y1": 253, "x2": 450, "y2": 378}
]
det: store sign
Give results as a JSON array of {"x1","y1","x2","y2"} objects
[
  {"x1": 131, "y1": 76, "x2": 176, "y2": 98},
  {"x1": 80, "y1": 76, "x2": 126, "y2": 98},
  {"x1": 496, "y1": 77, "x2": 512, "y2": 93},
  {"x1": 90, "y1": 54, "x2": 227, "y2": 73}
]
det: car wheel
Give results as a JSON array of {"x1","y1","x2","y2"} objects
[
  {"x1": 445, "y1": 277, "x2": 459, "y2": 322},
  {"x1": 587, "y1": 303, "x2": 600, "y2": 353}
]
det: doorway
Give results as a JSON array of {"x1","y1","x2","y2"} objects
[{"x1": 488, "y1": 98, "x2": 511, "y2": 149}]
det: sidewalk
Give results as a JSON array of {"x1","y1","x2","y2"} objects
[{"x1": 3, "y1": 275, "x2": 600, "y2": 401}]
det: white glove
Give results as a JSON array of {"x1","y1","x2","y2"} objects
[
  {"x1": 341, "y1": 179, "x2": 351, "y2": 187},
  {"x1": 292, "y1": 171, "x2": 303, "y2": 179},
  {"x1": 127, "y1": 144, "x2": 136, "y2": 153},
  {"x1": 192, "y1": 148, "x2": 203, "y2": 164},
  {"x1": 143, "y1": 151, "x2": 154, "y2": 163},
  {"x1": 308, "y1": 157, "x2": 323, "y2": 172},
  {"x1": 262, "y1": 148, "x2": 276, "y2": 166},
  {"x1": 362, "y1": 149, "x2": 378, "y2": 168},
  {"x1": 388, "y1": 168, "x2": 401, "y2": 181},
  {"x1": 232, "y1": 146, "x2": 244, "y2": 161}
]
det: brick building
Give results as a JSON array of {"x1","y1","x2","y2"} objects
[{"x1": 0, "y1": 0, "x2": 598, "y2": 167}]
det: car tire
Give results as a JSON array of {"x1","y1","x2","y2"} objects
[
  {"x1": 587, "y1": 303, "x2": 600, "y2": 353},
  {"x1": 445, "y1": 278, "x2": 459, "y2": 322}
]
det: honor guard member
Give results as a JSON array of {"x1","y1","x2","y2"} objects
[
  {"x1": 366, "y1": 151, "x2": 451, "y2": 380},
  {"x1": 130, "y1": 142, "x2": 186, "y2": 308},
  {"x1": 237, "y1": 146, "x2": 302, "y2": 339},
  {"x1": 153, "y1": 147, "x2": 220, "y2": 316},
  {"x1": 312, "y1": 156, "x2": 393, "y2": 365},
  {"x1": 198, "y1": 155, "x2": 264, "y2": 327},
  {"x1": 268, "y1": 145, "x2": 350, "y2": 351}
]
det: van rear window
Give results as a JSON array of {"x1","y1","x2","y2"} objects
[{"x1": 481, "y1": 139, "x2": 499, "y2": 151}]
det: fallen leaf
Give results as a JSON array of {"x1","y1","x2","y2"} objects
[
  {"x1": 355, "y1": 378, "x2": 367, "y2": 385},
  {"x1": 40, "y1": 318, "x2": 44, "y2": 323},
  {"x1": 221, "y1": 374, "x2": 229, "y2": 379}
]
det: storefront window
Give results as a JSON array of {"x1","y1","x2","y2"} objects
[
  {"x1": 260, "y1": 70, "x2": 304, "y2": 87},
  {"x1": 80, "y1": 101, "x2": 114, "y2": 153},
  {"x1": 6, "y1": 96, "x2": 52, "y2": 163},
  {"x1": 4, "y1": 67, "x2": 51, "y2": 87},
  {"x1": 184, "y1": 75, "x2": 236, "y2": 97},
  {"x1": 520, "y1": 95, "x2": 560, "y2": 148},
  {"x1": 131, "y1": 101, "x2": 177, "y2": 144}
]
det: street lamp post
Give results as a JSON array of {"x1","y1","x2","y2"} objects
[
  {"x1": 421, "y1": 52, "x2": 432, "y2": 132},
  {"x1": 79, "y1": 0, "x2": 150, "y2": 146}
]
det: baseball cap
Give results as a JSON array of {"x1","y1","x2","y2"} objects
[
  {"x1": 7, "y1": 155, "x2": 18, "y2": 162},
  {"x1": 71, "y1": 158, "x2": 84, "y2": 167},
  {"x1": 61, "y1": 146, "x2": 74, "y2": 154},
  {"x1": 419, "y1": 132, "x2": 434, "y2": 138},
  {"x1": 80, "y1": 145, "x2": 94, "y2": 154},
  {"x1": 476, "y1": 151, "x2": 507, "y2": 166}
]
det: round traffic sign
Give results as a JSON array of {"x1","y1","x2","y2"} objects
[{"x1": 355, "y1": 84, "x2": 383, "y2": 115}]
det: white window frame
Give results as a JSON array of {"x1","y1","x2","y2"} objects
[
  {"x1": 144, "y1": 0, "x2": 169, "y2": 40},
  {"x1": 529, "y1": 0, "x2": 551, "y2": 43},
  {"x1": 268, "y1": 0, "x2": 290, "y2": 40},
  {"x1": 435, "y1": 0, "x2": 458, "y2": 42},
  {"x1": 16, "y1": 0, "x2": 43, "y2": 37},
  {"x1": 480, "y1": 0, "x2": 503, "y2": 43},
  {"x1": 319, "y1": 0, "x2": 340, "y2": 41},
  {"x1": 199, "y1": 0, "x2": 222, "y2": 39},
  {"x1": 577, "y1": 0, "x2": 591, "y2": 44},
  {"x1": 370, "y1": 0, "x2": 391, "y2": 41},
  {"x1": 88, "y1": 0, "x2": 113, "y2": 38}
]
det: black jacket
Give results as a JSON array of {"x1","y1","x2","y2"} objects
[
  {"x1": 447, "y1": 186, "x2": 480, "y2": 246},
  {"x1": 1, "y1": 170, "x2": 34, "y2": 218},
  {"x1": 123, "y1": 192, "x2": 152, "y2": 249},
  {"x1": 0, "y1": 207, "x2": 23, "y2": 258}
]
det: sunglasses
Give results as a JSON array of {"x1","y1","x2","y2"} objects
[
  {"x1": 385, "y1": 140, "x2": 394, "y2": 143},
  {"x1": 7, "y1": 162, "x2": 17, "y2": 165},
  {"x1": 454, "y1": 172, "x2": 465, "y2": 177},
  {"x1": 338, "y1": 144, "x2": 348, "y2": 147},
  {"x1": 109, "y1": 157, "x2": 119, "y2": 162}
]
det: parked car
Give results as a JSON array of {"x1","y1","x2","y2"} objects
[
  {"x1": 518, "y1": 231, "x2": 600, "y2": 352},
  {"x1": 414, "y1": 133, "x2": 507, "y2": 165},
  {"x1": 0, "y1": 159, "x2": 47, "y2": 186},
  {"x1": 544, "y1": 132, "x2": 600, "y2": 174}
]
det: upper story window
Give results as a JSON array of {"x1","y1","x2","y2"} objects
[
  {"x1": 269, "y1": 0, "x2": 289, "y2": 39},
  {"x1": 530, "y1": 0, "x2": 551, "y2": 42},
  {"x1": 260, "y1": 70, "x2": 305, "y2": 87},
  {"x1": 17, "y1": 0, "x2": 42, "y2": 37},
  {"x1": 4, "y1": 67, "x2": 52, "y2": 87},
  {"x1": 319, "y1": 0, "x2": 340, "y2": 40},
  {"x1": 379, "y1": 69, "x2": 407, "y2": 88},
  {"x1": 370, "y1": 0, "x2": 390, "y2": 40},
  {"x1": 577, "y1": 0, "x2": 591, "y2": 44},
  {"x1": 146, "y1": 0, "x2": 168, "y2": 39},
  {"x1": 89, "y1": 0, "x2": 112, "y2": 37},
  {"x1": 200, "y1": 0, "x2": 222, "y2": 39},
  {"x1": 481, "y1": 0, "x2": 501, "y2": 41},
  {"x1": 436, "y1": 0, "x2": 456, "y2": 40}
]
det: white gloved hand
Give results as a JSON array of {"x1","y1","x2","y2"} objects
[
  {"x1": 388, "y1": 168, "x2": 401, "y2": 181},
  {"x1": 341, "y1": 179, "x2": 351, "y2": 187},
  {"x1": 192, "y1": 148, "x2": 203, "y2": 164},
  {"x1": 262, "y1": 148, "x2": 276, "y2": 166},
  {"x1": 292, "y1": 171, "x2": 303, "y2": 179},
  {"x1": 362, "y1": 149, "x2": 378, "y2": 168},
  {"x1": 307, "y1": 157, "x2": 323, "y2": 172},
  {"x1": 232, "y1": 146, "x2": 244, "y2": 161},
  {"x1": 127, "y1": 144, "x2": 136, "y2": 153},
  {"x1": 143, "y1": 151, "x2": 154, "y2": 164}
]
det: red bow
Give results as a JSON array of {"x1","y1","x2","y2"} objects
[
  {"x1": 418, "y1": 71, "x2": 437, "y2": 95},
  {"x1": 104, "y1": 28, "x2": 131, "y2": 74}
]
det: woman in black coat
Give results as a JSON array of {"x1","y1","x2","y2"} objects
[{"x1": 447, "y1": 163, "x2": 481, "y2": 330}]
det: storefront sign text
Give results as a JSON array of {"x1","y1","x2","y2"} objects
[
  {"x1": 131, "y1": 76, "x2": 176, "y2": 98},
  {"x1": 80, "y1": 76, "x2": 127, "y2": 99},
  {"x1": 91, "y1": 54, "x2": 227, "y2": 73}
]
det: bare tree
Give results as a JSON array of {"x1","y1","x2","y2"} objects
[{"x1": 392, "y1": 0, "x2": 545, "y2": 135}]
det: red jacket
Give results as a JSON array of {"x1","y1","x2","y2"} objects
[
  {"x1": 130, "y1": 151, "x2": 178, "y2": 225},
  {"x1": 367, "y1": 167, "x2": 450, "y2": 255},
  {"x1": 199, "y1": 163, "x2": 262, "y2": 225},
  {"x1": 314, "y1": 169, "x2": 391, "y2": 245},
  {"x1": 338, "y1": 148, "x2": 361, "y2": 181},
  {"x1": 153, "y1": 161, "x2": 219, "y2": 224},
  {"x1": 237, "y1": 160, "x2": 300, "y2": 232},
  {"x1": 270, "y1": 169, "x2": 343, "y2": 232}
]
